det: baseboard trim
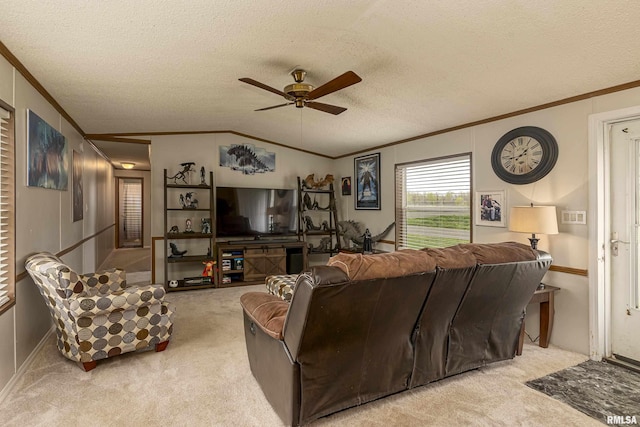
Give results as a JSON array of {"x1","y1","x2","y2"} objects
[{"x1": 0, "y1": 326, "x2": 54, "y2": 405}]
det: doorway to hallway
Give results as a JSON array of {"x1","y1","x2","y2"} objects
[{"x1": 117, "y1": 177, "x2": 143, "y2": 248}]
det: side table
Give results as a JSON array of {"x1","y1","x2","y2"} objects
[{"x1": 517, "y1": 284, "x2": 560, "y2": 355}]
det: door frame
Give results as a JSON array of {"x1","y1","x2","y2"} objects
[
  {"x1": 115, "y1": 176, "x2": 144, "y2": 248},
  {"x1": 588, "y1": 105, "x2": 640, "y2": 361}
]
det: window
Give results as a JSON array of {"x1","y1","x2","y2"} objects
[
  {"x1": 395, "y1": 153, "x2": 471, "y2": 249},
  {"x1": 0, "y1": 99, "x2": 15, "y2": 313}
]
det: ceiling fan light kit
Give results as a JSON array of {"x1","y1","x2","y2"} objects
[{"x1": 239, "y1": 69, "x2": 361, "y2": 115}]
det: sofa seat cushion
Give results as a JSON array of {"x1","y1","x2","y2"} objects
[
  {"x1": 327, "y1": 249, "x2": 436, "y2": 281},
  {"x1": 459, "y1": 241, "x2": 536, "y2": 264},
  {"x1": 240, "y1": 292, "x2": 289, "y2": 340}
]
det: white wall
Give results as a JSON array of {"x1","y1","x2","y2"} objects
[
  {"x1": 150, "y1": 133, "x2": 334, "y2": 283},
  {"x1": 335, "y1": 86, "x2": 640, "y2": 355},
  {"x1": 0, "y1": 55, "x2": 115, "y2": 397}
]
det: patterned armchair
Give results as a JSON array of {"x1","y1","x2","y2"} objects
[{"x1": 25, "y1": 252, "x2": 175, "y2": 371}]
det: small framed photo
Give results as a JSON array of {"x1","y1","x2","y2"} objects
[
  {"x1": 476, "y1": 190, "x2": 506, "y2": 227},
  {"x1": 355, "y1": 153, "x2": 381, "y2": 210},
  {"x1": 341, "y1": 176, "x2": 352, "y2": 196}
]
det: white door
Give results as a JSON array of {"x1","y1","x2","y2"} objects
[{"x1": 609, "y1": 119, "x2": 640, "y2": 362}]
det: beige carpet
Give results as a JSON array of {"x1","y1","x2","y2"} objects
[
  {"x1": 0, "y1": 284, "x2": 600, "y2": 427},
  {"x1": 98, "y1": 247, "x2": 151, "y2": 273}
]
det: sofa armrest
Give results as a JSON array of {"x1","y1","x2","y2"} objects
[
  {"x1": 240, "y1": 292, "x2": 289, "y2": 340},
  {"x1": 79, "y1": 268, "x2": 127, "y2": 295},
  {"x1": 68, "y1": 284, "x2": 165, "y2": 317}
]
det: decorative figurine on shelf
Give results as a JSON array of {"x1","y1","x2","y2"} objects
[
  {"x1": 338, "y1": 221, "x2": 395, "y2": 249},
  {"x1": 202, "y1": 260, "x2": 216, "y2": 278},
  {"x1": 179, "y1": 194, "x2": 186, "y2": 208},
  {"x1": 201, "y1": 218, "x2": 211, "y2": 234},
  {"x1": 168, "y1": 280, "x2": 179, "y2": 288},
  {"x1": 168, "y1": 225, "x2": 179, "y2": 233},
  {"x1": 302, "y1": 173, "x2": 335, "y2": 189},
  {"x1": 362, "y1": 228, "x2": 373, "y2": 254},
  {"x1": 168, "y1": 162, "x2": 196, "y2": 184},
  {"x1": 185, "y1": 218, "x2": 194, "y2": 233},
  {"x1": 200, "y1": 166, "x2": 206, "y2": 185},
  {"x1": 183, "y1": 192, "x2": 198, "y2": 209},
  {"x1": 207, "y1": 247, "x2": 211, "y2": 257},
  {"x1": 169, "y1": 243, "x2": 187, "y2": 258}
]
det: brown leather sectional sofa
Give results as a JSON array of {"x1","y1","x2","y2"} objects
[{"x1": 240, "y1": 242, "x2": 552, "y2": 426}]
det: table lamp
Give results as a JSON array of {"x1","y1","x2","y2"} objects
[{"x1": 509, "y1": 203, "x2": 558, "y2": 249}]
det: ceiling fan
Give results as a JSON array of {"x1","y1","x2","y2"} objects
[{"x1": 239, "y1": 69, "x2": 362, "y2": 115}]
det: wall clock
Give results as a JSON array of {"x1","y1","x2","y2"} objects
[{"x1": 491, "y1": 126, "x2": 558, "y2": 185}]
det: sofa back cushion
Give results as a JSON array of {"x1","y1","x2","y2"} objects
[
  {"x1": 459, "y1": 241, "x2": 536, "y2": 264},
  {"x1": 327, "y1": 249, "x2": 436, "y2": 280},
  {"x1": 25, "y1": 252, "x2": 85, "y2": 298}
]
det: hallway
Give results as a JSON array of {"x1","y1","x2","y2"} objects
[{"x1": 98, "y1": 247, "x2": 151, "y2": 284}]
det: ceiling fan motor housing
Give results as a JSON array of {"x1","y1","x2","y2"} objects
[{"x1": 284, "y1": 83, "x2": 314, "y2": 98}]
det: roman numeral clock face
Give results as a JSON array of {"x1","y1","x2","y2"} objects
[{"x1": 491, "y1": 127, "x2": 558, "y2": 184}]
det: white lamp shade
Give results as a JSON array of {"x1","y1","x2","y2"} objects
[{"x1": 509, "y1": 205, "x2": 558, "y2": 235}]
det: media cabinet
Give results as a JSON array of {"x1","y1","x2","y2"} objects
[{"x1": 216, "y1": 240, "x2": 307, "y2": 287}]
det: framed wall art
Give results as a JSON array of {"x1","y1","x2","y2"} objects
[
  {"x1": 475, "y1": 190, "x2": 506, "y2": 227},
  {"x1": 219, "y1": 143, "x2": 275, "y2": 175},
  {"x1": 341, "y1": 176, "x2": 352, "y2": 196},
  {"x1": 72, "y1": 150, "x2": 83, "y2": 222},
  {"x1": 355, "y1": 153, "x2": 380, "y2": 210},
  {"x1": 27, "y1": 109, "x2": 68, "y2": 190}
]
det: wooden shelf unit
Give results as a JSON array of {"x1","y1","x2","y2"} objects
[
  {"x1": 297, "y1": 177, "x2": 341, "y2": 256},
  {"x1": 163, "y1": 169, "x2": 215, "y2": 291}
]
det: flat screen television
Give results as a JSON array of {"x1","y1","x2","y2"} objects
[{"x1": 216, "y1": 186, "x2": 298, "y2": 238}]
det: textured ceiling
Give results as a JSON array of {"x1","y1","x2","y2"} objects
[{"x1": 2, "y1": 0, "x2": 640, "y2": 164}]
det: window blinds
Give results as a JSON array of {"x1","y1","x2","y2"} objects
[
  {"x1": 0, "y1": 104, "x2": 15, "y2": 311},
  {"x1": 122, "y1": 180, "x2": 142, "y2": 241},
  {"x1": 395, "y1": 154, "x2": 471, "y2": 249}
]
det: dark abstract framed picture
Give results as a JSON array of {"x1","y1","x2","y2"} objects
[
  {"x1": 341, "y1": 176, "x2": 351, "y2": 196},
  {"x1": 27, "y1": 109, "x2": 68, "y2": 190},
  {"x1": 355, "y1": 153, "x2": 380, "y2": 210},
  {"x1": 72, "y1": 150, "x2": 83, "y2": 222}
]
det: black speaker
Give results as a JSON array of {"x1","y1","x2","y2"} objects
[{"x1": 287, "y1": 252, "x2": 304, "y2": 274}]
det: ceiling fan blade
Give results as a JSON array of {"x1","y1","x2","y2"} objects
[
  {"x1": 307, "y1": 71, "x2": 362, "y2": 100},
  {"x1": 239, "y1": 78, "x2": 293, "y2": 100},
  {"x1": 305, "y1": 101, "x2": 347, "y2": 115},
  {"x1": 255, "y1": 103, "x2": 293, "y2": 111}
]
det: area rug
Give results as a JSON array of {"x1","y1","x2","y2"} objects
[{"x1": 526, "y1": 360, "x2": 640, "y2": 425}]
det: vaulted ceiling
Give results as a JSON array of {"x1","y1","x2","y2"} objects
[{"x1": 2, "y1": 1, "x2": 640, "y2": 167}]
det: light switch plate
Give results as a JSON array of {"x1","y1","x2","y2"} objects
[{"x1": 561, "y1": 210, "x2": 586, "y2": 225}]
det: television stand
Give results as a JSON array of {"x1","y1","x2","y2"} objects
[{"x1": 217, "y1": 241, "x2": 308, "y2": 287}]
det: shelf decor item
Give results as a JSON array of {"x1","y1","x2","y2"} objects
[
  {"x1": 355, "y1": 152, "x2": 380, "y2": 210},
  {"x1": 201, "y1": 218, "x2": 211, "y2": 234},
  {"x1": 168, "y1": 162, "x2": 196, "y2": 184}
]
